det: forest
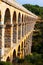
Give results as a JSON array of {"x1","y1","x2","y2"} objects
[{"x1": 23, "y1": 4, "x2": 43, "y2": 19}]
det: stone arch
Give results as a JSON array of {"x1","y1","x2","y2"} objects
[
  {"x1": 24, "y1": 16, "x2": 26, "y2": 35},
  {"x1": 12, "y1": 49, "x2": 16, "y2": 63},
  {"x1": 21, "y1": 42, "x2": 24, "y2": 58},
  {"x1": 22, "y1": 14, "x2": 23, "y2": 22},
  {"x1": 13, "y1": 49, "x2": 16, "y2": 59},
  {"x1": 24, "y1": 40, "x2": 26, "y2": 48},
  {"x1": 26, "y1": 15, "x2": 27, "y2": 23},
  {"x1": 6, "y1": 56, "x2": 10, "y2": 62},
  {"x1": 0, "y1": 11, "x2": 2, "y2": 49},
  {"x1": 24, "y1": 15, "x2": 26, "y2": 22},
  {"x1": 17, "y1": 45, "x2": 20, "y2": 57},
  {"x1": 27, "y1": 16, "x2": 28, "y2": 23},
  {"x1": 24, "y1": 40, "x2": 26, "y2": 56},
  {"x1": 13, "y1": 11, "x2": 17, "y2": 43},
  {"x1": 21, "y1": 42, "x2": 23, "y2": 49},
  {"x1": 18, "y1": 13, "x2": 21, "y2": 39},
  {"x1": 18, "y1": 12, "x2": 21, "y2": 23},
  {"x1": 13, "y1": 11, "x2": 16, "y2": 24},
  {"x1": 4, "y1": 8, "x2": 11, "y2": 24},
  {"x1": 0, "y1": 11, "x2": 1, "y2": 22},
  {"x1": 18, "y1": 45, "x2": 20, "y2": 52},
  {"x1": 4, "y1": 8, "x2": 11, "y2": 48}
]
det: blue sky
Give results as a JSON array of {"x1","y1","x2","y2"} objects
[{"x1": 16, "y1": 0, "x2": 43, "y2": 6}]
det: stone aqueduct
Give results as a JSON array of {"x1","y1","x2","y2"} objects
[{"x1": 0, "y1": 0, "x2": 38, "y2": 62}]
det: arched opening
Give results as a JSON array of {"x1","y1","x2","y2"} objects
[
  {"x1": 22, "y1": 14, "x2": 23, "y2": 22},
  {"x1": 24, "y1": 40, "x2": 26, "y2": 56},
  {"x1": 18, "y1": 24, "x2": 21, "y2": 39},
  {"x1": 21, "y1": 42, "x2": 23, "y2": 58},
  {"x1": 24, "y1": 15, "x2": 26, "y2": 22},
  {"x1": 26, "y1": 39, "x2": 29, "y2": 55},
  {"x1": 13, "y1": 11, "x2": 16, "y2": 24},
  {"x1": 24, "y1": 15, "x2": 26, "y2": 35},
  {"x1": 0, "y1": 11, "x2": 2, "y2": 49},
  {"x1": 18, "y1": 13, "x2": 21, "y2": 23},
  {"x1": 27, "y1": 16, "x2": 29, "y2": 23},
  {"x1": 26, "y1": 16, "x2": 28, "y2": 23},
  {"x1": 21, "y1": 42, "x2": 23, "y2": 49},
  {"x1": 26, "y1": 16, "x2": 28, "y2": 31},
  {"x1": 13, "y1": 11, "x2": 17, "y2": 43},
  {"x1": 22, "y1": 23, "x2": 25, "y2": 37},
  {"x1": 4, "y1": 8, "x2": 11, "y2": 48},
  {"x1": 13, "y1": 50, "x2": 16, "y2": 59},
  {"x1": 12, "y1": 50, "x2": 16, "y2": 63},
  {"x1": 13, "y1": 25, "x2": 17, "y2": 43},
  {"x1": 6, "y1": 57, "x2": 10, "y2": 62},
  {"x1": 18, "y1": 13, "x2": 21, "y2": 40},
  {"x1": 4, "y1": 8, "x2": 11, "y2": 24},
  {"x1": 17, "y1": 45, "x2": 20, "y2": 57},
  {"x1": 0, "y1": 11, "x2": 1, "y2": 22}
]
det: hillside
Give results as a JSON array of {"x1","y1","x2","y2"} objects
[{"x1": 23, "y1": 4, "x2": 43, "y2": 19}]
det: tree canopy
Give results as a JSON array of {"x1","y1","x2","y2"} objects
[{"x1": 23, "y1": 4, "x2": 43, "y2": 19}]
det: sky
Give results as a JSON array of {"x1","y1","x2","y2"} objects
[{"x1": 16, "y1": 0, "x2": 43, "y2": 6}]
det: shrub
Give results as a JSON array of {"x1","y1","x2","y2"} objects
[{"x1": 0, "y1": 61, "x2": 12, "y2": 65}]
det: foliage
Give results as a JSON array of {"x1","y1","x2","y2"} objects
[
  {"x1": 0, "y1": 61, "x2": 12, "y2": 65},
  {"x1": 24, "y1": 53, "x2": 43, "y2": 65},
  {"x1": 32, "y1": 22, "x2": 43, "y2": 54},
  {"x1": 14, "y1": 53, "x2": 43, "y2": 65},
  {"x1": 23, "y1": 4, "x2": 43, "y2": 19}
]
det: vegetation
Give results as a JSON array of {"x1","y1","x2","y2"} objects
[
  {"x1": 23, "y1": 4, "x2": 43, "y2": 19},
  {"x1": 32, "y1": 22, "x2": 43, "y2": 54},
  {"x1": 12, "y1": 53, "x2": 43, "y2": 65},
  {"x1": 0, "y1": 61, "x2": 12, "y2": 65},
  {"x1": 25, "y1": 53, "x2": 43, "y2": 65}
]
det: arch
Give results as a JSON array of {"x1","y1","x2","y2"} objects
[
  {"x1": 12, "y1": 49, "x2": 16, "y2": 63},
  {"x1": 0, "y1": 11, "x2": 1, "y2": 22},
  {"x1": 18, "y1": 45, "x2": 20, "y2": 52},
  {"x1": 13, "y1": 11, "x2": 16, "y2": 24},
  {"x1": 21, "y1": 42, "x2": 23, "y2": 58},
  {"x1": 24, "y1": 15, "x2": 26, "y2": 22},
  {"x1": 27, "y1": 16, "x2": 28, "y2": 23},
  {"x1": 22, "y1": 14, "x2": 23, "y2": 22},
  {"x1": 4, "y1": 9, "x2": 11, "y2": 48},
  {"x1": 17, "y1": 45, "x2": 20, "y2": 57},
  {"x1": 4, "y1": 8, "x2": 11, "y2": 24},
  {"x1": 13, "y1": 11, "x2": 17, "y2": 43},
  {"x1": 18, "y1": 12, "x2": 21, "y2": 23},
  {"x1": 13, "y1": 25, "x2": 17, "y2": 43},
  {"x1": 24, "y1": 40, "x2": 26, "y2": 47},
  {"x1": 21, "y1": 42, "x2": 23, "y2": 49},
  {"x1": 13, "y1": 49, "x2": 16, "y2": 58},
  {"x1": 24, "y1": 40, "x2": 27, "y2": 56},
  {"x1": 6, "y1": 56, "x2": 10, "y2": 62},
  {"x1": 0, "y1": 11, "x2": 2, "y2": 49},
  {"x1": 26, "y1": 16, "x2": 27, "y2": 22}
]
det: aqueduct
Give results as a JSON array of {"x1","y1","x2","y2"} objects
[{"x1": 0, "y1": 0, "x2": 38, "y2": 62}]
